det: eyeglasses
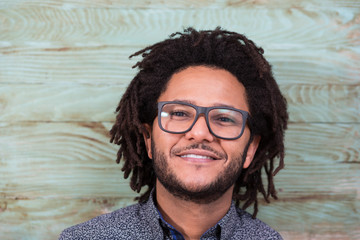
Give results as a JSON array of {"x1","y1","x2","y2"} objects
[{"x1": 157, "y1": 101, "x2": 250, "y2": 140}]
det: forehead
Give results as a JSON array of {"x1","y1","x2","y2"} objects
[{"x1": 158, "y1": 66, "x2": 249, "y2": 111}]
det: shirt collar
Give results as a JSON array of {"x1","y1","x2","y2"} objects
[{"x1": 141, "y1": 189, "x2": 239, "y2": 239}]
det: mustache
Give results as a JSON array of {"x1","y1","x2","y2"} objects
[{"x1": 171, "y1": 143, "x2": 227, "y2": 160}]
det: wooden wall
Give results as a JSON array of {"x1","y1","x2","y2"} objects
[{"x1": 0, "y1": 0, "x2": 359, "y2": 239}]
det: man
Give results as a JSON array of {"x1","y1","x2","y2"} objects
[{"x1": 60, "y1": 27, "x2": 288, "y2": 239}]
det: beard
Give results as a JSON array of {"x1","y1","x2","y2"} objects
[{"x1": 151, "y1": 139, "x2": 250, "y2": 204}]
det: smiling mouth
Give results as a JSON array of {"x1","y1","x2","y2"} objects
[
  {"x1": 172, "y1": 144, "x2": 226, "y2": 161},
  {"x1": 180, "y1": 154, "x2": 216, "y2": 160}
]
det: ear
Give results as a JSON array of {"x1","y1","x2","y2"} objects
[
  {"x1": 243, "y1": 135, "x2": 261, "y2": 169},
  {"x1": 142, "y1": 123, "x2": 153, "y2": 159}
]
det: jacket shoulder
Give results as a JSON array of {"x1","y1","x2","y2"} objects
[
  {"x1": 233, "y1": 208, "x2": 283, "y2": 240},
  {"x1": 59, "y1": 203, "x2": 149, "y2": 240}
]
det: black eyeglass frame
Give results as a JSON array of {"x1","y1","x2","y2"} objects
[{"x1": 157, "y1": 101, "x2": 250, "y2": 140}]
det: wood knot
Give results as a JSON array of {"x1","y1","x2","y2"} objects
[{"x1": 0, "y1": 201, "x2": 7, "y2": 212}]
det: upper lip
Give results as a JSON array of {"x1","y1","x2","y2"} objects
[{"x1": 175, "y1": 149, "x2": 222, "y2": 160}]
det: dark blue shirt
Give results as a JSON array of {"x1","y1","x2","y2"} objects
[{"x1": 157, "y1": 207, "x2": 221, "y2": 239}]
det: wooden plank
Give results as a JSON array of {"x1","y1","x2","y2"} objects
[
  {"x1": 0, "y1": 122, "x2": 358, "y2": 199},
  {"x1": 1, "y1": 0, "x2": 360, "y2": 9},
  {"x1": 281, "y1": 232, "x2": 360, "y2": 240},
  {"x1": 257, "y1": 199, "x2": 360, "y2": 240},
  {"x1": 1, "y1": 46, "x2": 359, "y2": 85},
  {"x1": 269, "y1": 48, "x2": 360, "y2": 85},
  {"x1": 0, "y1": 84, "x2": 359, "y2": 122},
  {"x1": 0, "y1": 7, "x2": 359, "y2": 48},
  {"x1": 0, "y1": 84, "x2": 127, "y2": 122},
  {"x1": 0, "y1": 122, "x2": 138, "y2": 199},
  {"x1": 0, "y1": 198, "x2": 358, "y2": 240},
  {"x1": 281, "y1": 84, "x2": 360, "y2": 122},
  {"x1": 0, "y1": 46, "x2": 138, "y2": 84},
  {"x1": 275, "y1": 123, "x2": 360, "y2": 200}
]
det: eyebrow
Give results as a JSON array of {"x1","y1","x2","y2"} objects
[{"x1": 172, "y1": 99, "x2": 237, "y2": 109}]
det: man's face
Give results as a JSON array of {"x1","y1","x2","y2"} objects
[{"x1": 144, "y1": 66, "x2": 259, "y2": 203}]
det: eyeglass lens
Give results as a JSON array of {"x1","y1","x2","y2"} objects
[{"x1": 160, "y1": 103, "x2": 245, "y2": 139}]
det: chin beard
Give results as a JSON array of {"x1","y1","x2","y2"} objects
[{"x1": 151, "y1": 140, "x2": 250, "y2": 204}]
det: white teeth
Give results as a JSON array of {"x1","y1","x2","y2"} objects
[{"x1": 181, "y1": 154, "x2": 213, "y2": 160}]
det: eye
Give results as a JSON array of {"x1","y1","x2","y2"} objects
[
  {"x1": 209, "y1": 108, "x2": 243, "y2": 127},
  {"x1": 210, "y1": 113, "x2": 239, "y2": 126},
  {"x1": 214, "y1": 115, "x2": 236, "y2": 124},
  {"x1": 217, "y1": 116, "x2": 235, "y2": 123},
  {"x1": 169, "y1": 110, "x2": 193, "y2": 121},
  {"x1": 171, "y1": 111, "x2": 187, "y2": 117},
  {"x1": 161, "y1": 103, "x2": 195, "y2": 121}
]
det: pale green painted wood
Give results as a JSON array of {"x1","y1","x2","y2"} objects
[
  {"x1": 2, "y1": 0, "x2": 360, "y2": 9},
  {"x1": 1, "y1": 7, "x2": 359, "y2": 48},
  {"x1": 0, "y1": 84, "x2": 359, "y2": 122},
  {"x1": 1, "y1": 46, "x2": 359, "y2": 85},
  {"x1": 0, "y1": 122, "x2": 358, "y2": 199},
  {"x1": 0, "y1": 0, "x2": 359, "y2": 239}
]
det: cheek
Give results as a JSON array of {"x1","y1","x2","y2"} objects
[
  {"x1": 222, "y1": 142, "x2": 242, "y2": 158},
  {"x1": 152, "y1": 128, "x2": 181, "y2": 154},
  {"x1": 220, "y1": 136, "x2": 250, "y2": 160}
]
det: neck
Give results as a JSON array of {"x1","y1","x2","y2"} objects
[{"x1": 155, "y1": 181, "x2": 233, "y2": 240}]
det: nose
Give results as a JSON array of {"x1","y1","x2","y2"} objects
[{"x1": 184, "y1": 115, "x2": 215, "y2": 142}]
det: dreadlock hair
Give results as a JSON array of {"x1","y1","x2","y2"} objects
[{"x1": 110, "y1": 27, "x2": 288, "y2": 218}]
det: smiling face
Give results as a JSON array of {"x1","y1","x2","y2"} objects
[{"x1": 143, "y1": 65, "x2": 260, "y2": 203}]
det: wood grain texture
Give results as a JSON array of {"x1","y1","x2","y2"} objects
[
  {"x1": 0, "y1": 122, "x2": 132, "y2": 199},
  {"x1": 1, "y1": 45, "x2": 359, "y2": 85},
  {"x1": 259, "y1": 200, "x2": 360, "y2": 240},
  {"x1": 1, "y1": 7, "x2": 359, "y2": 48},
  {"x1": 0, "y1": 84, "x2": 359, "y2": 123},
  {"x1": 0, "y1": 46, "x2": 138, "y2": 84},
  {"x1": 0, "y1": 84, "x2": 127, "y2": 122},
  {"x1": 1, "y1": 0, "x2": 360, "y2": 9},
  {"x1": 1, "y1": 123, "x2": 358, "y2": 199},
  {"x1": 281, "y1": 84, "x2": 360, "y2": 122}
]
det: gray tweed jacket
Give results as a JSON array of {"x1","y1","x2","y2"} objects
[{"x1": 59, "y1": 192, "x2": 282, "y2": 240}]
